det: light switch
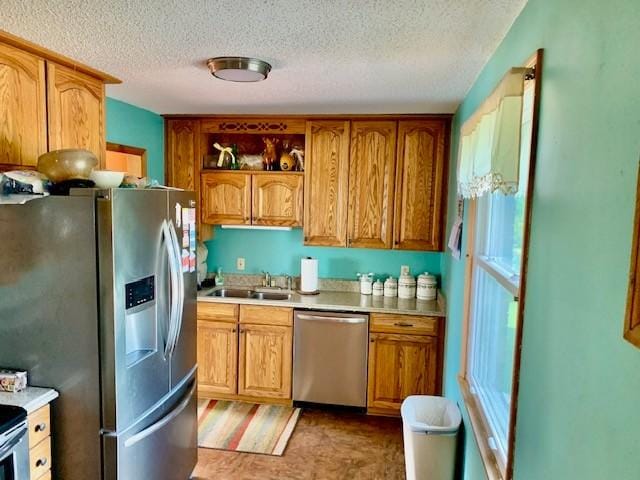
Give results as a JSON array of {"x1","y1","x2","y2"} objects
[
  {"x1": 237, "y1": 257, "x2": 245, "y2": 271},
  {"x1": 400, "y1": 265, "x2": 410, "y2": 276}
]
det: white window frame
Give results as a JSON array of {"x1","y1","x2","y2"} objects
[{"x1": 459, "y1": 51, "x2": 542, "y2": 480}]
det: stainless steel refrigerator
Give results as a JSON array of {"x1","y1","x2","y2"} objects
[{"x1": 0, "y1": 188, "x2": 198, "y2": 480}]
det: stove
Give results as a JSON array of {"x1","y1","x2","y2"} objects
[{"x1": 0, "y1": 405, "x2": 29, "y2": 480}]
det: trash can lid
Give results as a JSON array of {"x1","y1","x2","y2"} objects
[{"x1": 400, "y1": 395, "x2": 461, "y2": 434}]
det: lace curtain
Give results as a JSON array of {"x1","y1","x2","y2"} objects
[{"x1": 457, "y1": 67, "x2": 529, "y2": 199}]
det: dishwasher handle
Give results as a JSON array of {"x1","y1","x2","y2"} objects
[{"x1": 296, "y1": 313, "x2": 367, "y2": 324}]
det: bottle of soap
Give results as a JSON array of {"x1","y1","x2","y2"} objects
[{"x1": 216, "y1": 267, "x2": 224, "y2": 286}]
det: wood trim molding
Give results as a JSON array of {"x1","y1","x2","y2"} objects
[
  {"x1": 0, "y1": 29, "x2": 121, "y2": 84},
  {"x1": 624, "y1": 162, "x2": 640, "y2": 347},
  {"x1": 459, "y1": 49, "x2": 544, "y2": 480},
  {"x1": 505, "y1": 49, "x2": 543, "y2": 480}
]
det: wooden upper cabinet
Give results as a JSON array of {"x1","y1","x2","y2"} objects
[
  {"x1": 348, "y1": 121, "x2": 397, "y2": 249},
  {"x1": 367, "y1": 333, "x2": 439, "y2": 413},
  {"x1": 166, "y1": 119, "x2": 200, "y2": 190},
  {"x1": 238, "y1": 323, "x2": 292, "y2": 399},
  {"x1": 304, "y1": 120, "x2": 350, "y2": 246},
  {"x1": 394, "y1": 119, "x2": 448, "y2": 251},
  {"x1": 0, "y1": 42, "x2": 47, "y2": 169},
  {"x1": 201, "y1": 172, "x2": 251, "y2": 225},
  {"x1": 47, "y1": 62, "x2": 105, "y2": 165},
  {"x1": 252, "y1": 173, "x2": 303, "y2": 226}
]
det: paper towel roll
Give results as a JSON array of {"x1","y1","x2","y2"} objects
[{"x1": 300, "y1": 257, "x2": 318, "y2": 293}]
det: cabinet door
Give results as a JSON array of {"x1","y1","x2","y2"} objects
[
  {"x1": 47, "y1": 62, "x2": 105, "y2": 165},
  {"x1": 252, "y1": 173, "x2": 303, "y2": 226},
  {"x1": 166, "y1": 119, "x2": 200, "y2": 190},
  {"x1": 394, "y1": 120, "x2": 448, "y2": 251},
  {"x1": 238, "y1": 324, "x2": 292, "y2": 399},
  {"x1": 197, "y1": 320, "x2": 238, "y2": 396},
  {"x1": 201, "y1": 172, "x2": 251, "y2": 225},
  {"x1": 303, "y1": 120, "x2": 350, "y2": 246},
  {"x1": 348, "y1": 121, "x2": 397, "y2": 249},
  {"x1": 367, "y1": 333, "x2": 439, "y2": 413},
  {"x1": 0, "y1": 42, "x2": 46, "y2": 169}
]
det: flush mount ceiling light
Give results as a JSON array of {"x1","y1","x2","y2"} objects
[{"x1": 206, "y1": 56, "x2": 271, "y2": 82}]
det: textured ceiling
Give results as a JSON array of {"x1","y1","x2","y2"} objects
[{"x1": 0, "y1": 0, "x2": 527, "y2": 114}]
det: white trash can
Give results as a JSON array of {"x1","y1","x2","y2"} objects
[{"x1": 401, "y1": 395, "x2": 462, "y2": 480}]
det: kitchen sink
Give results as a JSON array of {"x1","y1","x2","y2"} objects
[
  {"x1": 208, "y1": 288, "x2": 292, "y2": 301},
  {"x1": 251, "y1": 292, "x2": 292, "y2": 301},
  {"x1": 210, "y1": 288, "x2": 254, "y2": 298}
]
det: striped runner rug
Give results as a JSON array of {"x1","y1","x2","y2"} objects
[{"x1": 197, "y1": 399, "x2": 302, "y2": 456}]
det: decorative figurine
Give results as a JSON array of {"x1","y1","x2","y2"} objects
[
  {"x1": 262, "y1": 137, "x2": 279, "y2": 171},
  {"x1": 290, "y1": 146, "x2": 304, "y2": 171},
  {"x1": 279, "y1": 140, "x2": 294, "y2": 171}
]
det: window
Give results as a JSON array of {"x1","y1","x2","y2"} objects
[{"x1": 460, "y1": 52, "x2": 541, "y2": 480}]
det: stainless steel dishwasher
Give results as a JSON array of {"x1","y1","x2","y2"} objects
[{"x1": 293, "y1": 310, "x2": 369, "y2": 407}]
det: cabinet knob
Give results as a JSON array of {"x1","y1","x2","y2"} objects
[
  {"x1": 370, "y1": 338, "x2": 375, "y2": 343},
  {"x1": 232, "y1": 328, "x2": 236, "y2": 333},
  {"x1": 35, "y1": 422, "x2": 47, "y2": 432},
  {"x1": 36, "y1": 458, "x2": 48, "y2": 467}
]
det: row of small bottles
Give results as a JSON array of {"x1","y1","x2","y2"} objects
[{"x1": 357, "y1": 268, "x2": 437, "y2": 300}]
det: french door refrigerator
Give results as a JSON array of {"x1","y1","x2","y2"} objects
[{"x1": 0, "y1": 188, "x2": 198, "y2": 480}]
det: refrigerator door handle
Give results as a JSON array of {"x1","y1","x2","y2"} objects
[
  {"x1": 162, "y1": 220, "x2": 180, "y2": 359},
  {"x1": 167, "y1": 220, "x2": 185, "y2": 357},
  {"x1": 124, "y1": 382, "x2": 195, "y2": 448}
]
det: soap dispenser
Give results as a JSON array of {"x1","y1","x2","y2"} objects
[{"x1": 215, "y1": 267, "x2": 224, "y2": 286}]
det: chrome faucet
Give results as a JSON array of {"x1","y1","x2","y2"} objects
[
  {"x1": 262, "y1": 271, "x2": 271, "y2": 287},
  {"x1": 285, "y1": 275, "x2": 293, "y2": 290}
]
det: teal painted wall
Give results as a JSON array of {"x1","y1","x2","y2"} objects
[
  {"x1": 205, "y1": 227, "x2": 441, "y2": 279},
  {"x1": 105, "y1": 98, "x2": 165, "y2": 183},
  {"x1": 441, "y1": 0, "x2": 640, "y2": 479}
]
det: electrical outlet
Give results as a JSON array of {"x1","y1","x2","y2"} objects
[
  {"x1": 237, "y1": 257, "x2": 245, "y2": 271},
  {"x1": 400, "y1": 265, "x2": 410, "y2": 276}
]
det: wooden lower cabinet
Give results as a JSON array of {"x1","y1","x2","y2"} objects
[
  {"x1": 27, "y1": 404, "x2": 52, "y2": 480},
  {"x1": 197, "y1": 302, "x2": 293, "y2": 403},
  {"x1": 238, "y1": 323, "x2": 293, "y2": 399},
  {"x1": 197, "y1": 320, "x2": 238, "y2": 395},
  {"x1": 367, "y1": 332, "x2": 439, "y2": 414}
]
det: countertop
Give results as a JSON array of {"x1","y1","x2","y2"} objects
[
  {"x1": 198, "y1": 287, "x2": 446, "y2": 317},
  {"x1": 0, "y1": 386, "x2": 58, "y2": 414}
]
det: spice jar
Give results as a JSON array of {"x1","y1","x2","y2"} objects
[{"x1": 417, "y1": 272, "x2": 437, "y2": 300}]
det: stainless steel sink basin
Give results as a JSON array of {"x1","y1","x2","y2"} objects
[
  {"x1": 250, "y1": 292, "x2": 292, "y2": 301},
  {"x1": 210, "y1": 288, "x2": 254, "y2": 298},
  {"x1": 208, "y1": 288, "x2": 292, "y2": 301}
]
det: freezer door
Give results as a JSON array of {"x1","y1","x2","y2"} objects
[
  {"x1": 98, "y1": 189, "x2": 172, "y2": 432},
  {"x1": 102, "y1": 377, "x2": 197, "y2": 480},
  {"x1": 167, "y1": 190, "x2": 198, "y2": 389}
]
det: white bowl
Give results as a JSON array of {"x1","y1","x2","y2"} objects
[{"x1": 90, "y1": 170, "x2": 125, "y2": 188}]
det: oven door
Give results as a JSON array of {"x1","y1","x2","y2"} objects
[{"x1": 0, "y1": 422, "x2": 29, "y2": 480}]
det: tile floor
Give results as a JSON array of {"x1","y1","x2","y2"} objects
[{"x1": 193, "y1": 408, "x2": 406, "y2": 480}]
